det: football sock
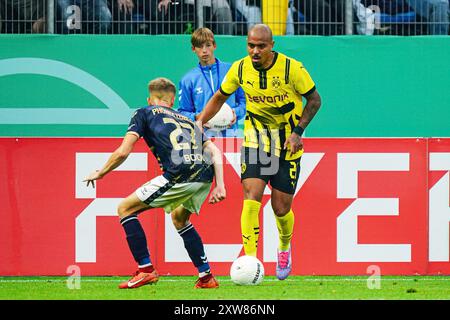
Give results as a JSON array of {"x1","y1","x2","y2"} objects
[
  {"x1": 199, "y1": 273, "x2": 213, "y2": 283},
  {"x1": 241, "y1": 199, "x2": 261, "y2": 257},
  {"x1": 199, "y1": 270, "x2": 211, "y2": 278},
  {"x1": 178, "y1": 223, "x2": 211, "y2": 273},
  {"x1": 275, "y1": 209, "x2": 295, "y2": 252},
  {"x1": 138, "y1": 264, "x2": 155, "y2": 273},
  {"x1": 120, "y1": 214, "x2": 152, "y2": 267}
]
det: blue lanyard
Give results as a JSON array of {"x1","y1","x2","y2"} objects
[{"x1": 199, "y1": 59, "x2": 220, "y2": 95}]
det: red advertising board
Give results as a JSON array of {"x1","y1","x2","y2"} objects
[
  {"x1": 427, "y1": 138, "x2": 450, "y2": 274},
  {"x1": 0, "y1": 138, "x2": 449, "y2": 276}
]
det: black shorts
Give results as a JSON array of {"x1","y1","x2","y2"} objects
[{"x1": 240, "y1": 147, "x2": 301, "y2": 194}]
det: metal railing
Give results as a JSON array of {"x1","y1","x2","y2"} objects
[{"x1": 0, "y1": 0, "x2": 448, "y2": 35}]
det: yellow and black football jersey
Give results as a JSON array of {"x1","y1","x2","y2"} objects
[{"x1": 220, "y1": 51, "x2": 316, "y2": 160}]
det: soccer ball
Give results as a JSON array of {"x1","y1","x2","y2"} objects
[
  {"x1": 206, "y1": 102, "x2": 234, "y2": 131},
  {"x1": 230, "y1": 255, "x2": 264, "y2": 286}
]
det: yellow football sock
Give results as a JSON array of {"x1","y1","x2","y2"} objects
[
  {"x1": 241, "y1": 199, "x2": 261, "y2": 257},
  {"x1": 275, "y1": 209, "x2": 295, "y2": 252}
]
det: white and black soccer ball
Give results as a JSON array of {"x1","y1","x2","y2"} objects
[
  {"x1": 206, "y1": 102, "x2": 234, "y2": 131},
  {"x1": 230, "y1": 255, "x2": 264, "y2": 286}
]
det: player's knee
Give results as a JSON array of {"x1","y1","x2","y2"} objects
[
  {"x1": 117, "y1": 202, "x2": 131, "y2": 219},
  {"x1": 272, "y1": 205, "x2": 291, "y2": 217},
  {"x1": 171, "y1": 215, "x2": 189, "y2": 230},
  {"x1": 172, "y1": 218, "x2": 189, "y2": 230},
  {"x1": 172, "y1": 220, "x2": 189, "y2": 231},
  {"x1": 243, "y1": 186, "x2": 263, "y2": 202}
]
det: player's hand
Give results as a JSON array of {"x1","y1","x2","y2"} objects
[
  {"x1": 228, "y1": 109, "x2": 237, "y2": 128},
  {"x1": 284, "y1": 132, "x2": 303, "y2": 155},
  {"x1": 83, "y1": 170, "x2": 103, "y2": 188},
  {"x1": 209, "y1": 185, "x2": 226, "y2": 204},
  {"x1": 195, "y1": 112, "x2": 212, "y2": 130},
  {"x1": 117, "y1": 0, "x2": 134, "y2": 14},
  {"x1": 195, "y1": 120, "x2": 205, "y2": 133},
  {"x1": 195, "y1": 119, "x2": 211, "y2": 131}
]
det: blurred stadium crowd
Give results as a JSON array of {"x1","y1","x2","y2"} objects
[{"x1": 0, "y1": 0, "x2": 448, "y2": 35}]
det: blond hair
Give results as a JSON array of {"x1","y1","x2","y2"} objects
[
  {"x1": 191, "y1": 27, "x2": 215, "y2": 47},
  {"x1": 147, "y1": 77, "x2": 176, "y2": 100}
]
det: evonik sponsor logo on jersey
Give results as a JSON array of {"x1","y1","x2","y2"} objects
[{"x1": 246, "y1": 92, "x2": 289, "y2": 104}]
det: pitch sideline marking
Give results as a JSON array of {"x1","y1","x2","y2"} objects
[{"x1": 0, "y1": 277, "x2": 449, "y2": 283}]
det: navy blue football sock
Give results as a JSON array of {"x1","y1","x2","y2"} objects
[
  {"x1": 178, "y1": 223, "x2": 210, "y2": 273},
  {"x1": 120, "y1": 214, "x2": 151, "y2": 266}
]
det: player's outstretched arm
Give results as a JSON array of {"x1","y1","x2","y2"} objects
[
  {"x1": 83, "y1": 133, "x2": 139, "y2": 188},
  {"x1": 203, "y1": 140, "x2": 226, "y2": 204},
  {"x1": 196, "y1": 90, "x2": 229, "y2": 130}
]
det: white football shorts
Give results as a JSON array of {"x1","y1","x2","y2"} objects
[{"x1": 135, "y1": 175, "x2": 212, "y2": 214}]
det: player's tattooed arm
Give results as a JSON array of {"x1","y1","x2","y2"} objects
[
  {"x1": 284, "y1": 90, "x2": 321, "y2": 154},
  {"x1": 298, "y1": 89, "x2": 321, "y2": 130}
]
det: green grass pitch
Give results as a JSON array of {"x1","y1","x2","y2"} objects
[{"x1": 0, "y1": 276, "x2": 449, "y2": 300}]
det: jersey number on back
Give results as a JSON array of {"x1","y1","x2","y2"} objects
[{"x1": 163, "y1": 118, "x2": 199, "y2": 151}]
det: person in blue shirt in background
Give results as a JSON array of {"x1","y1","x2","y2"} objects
[{"x1": 178, "y1": 27, "x2": 246, "y2": 137}]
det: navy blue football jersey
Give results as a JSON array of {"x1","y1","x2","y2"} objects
[{"x1": 127, "y1": 106, "x2": 214, "y2": 183}]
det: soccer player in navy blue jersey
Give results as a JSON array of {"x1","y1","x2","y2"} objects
[{"x1": 83, "y1": 77, "x2": 226, "y2": 289}]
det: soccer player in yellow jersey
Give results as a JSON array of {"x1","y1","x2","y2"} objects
[{"x1": 197, "y1": 24, "x2": 321, "y2": 280}]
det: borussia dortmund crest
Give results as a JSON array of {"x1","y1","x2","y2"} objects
[{"x1": 272, "y1": 77, "x2": 281, "y2": 89}]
